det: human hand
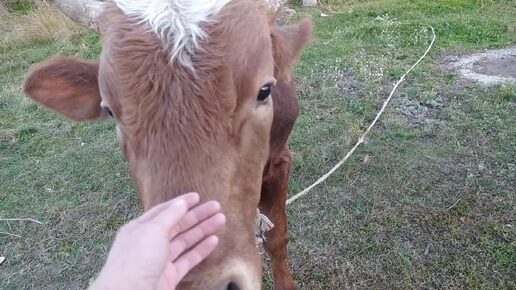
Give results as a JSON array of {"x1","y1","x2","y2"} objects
[{"x1": 89, "y1": 192, "x2": 226, "y2": 290}]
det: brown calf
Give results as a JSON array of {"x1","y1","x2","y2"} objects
[{"x1": 24, "y1": 1, "x2": 311, "y2": 289}]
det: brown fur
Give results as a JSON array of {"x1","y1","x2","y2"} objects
[{"x1": 23, "y1": 1, "x2": 311, "y2": 289}]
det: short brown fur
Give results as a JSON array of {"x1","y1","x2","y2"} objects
[{"x1": 23, "y1": 1, "x2": 312, "y2": 289}]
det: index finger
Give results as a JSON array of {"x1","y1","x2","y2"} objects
[{"x1": 135, "y1": 192, "x2": 200, "y2": 224}]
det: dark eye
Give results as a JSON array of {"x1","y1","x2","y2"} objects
[
  {"x1": 102, "y1": 106, "x2": 114, "y2": 117},
  {"x1": 257, "y1": 83, "x2": 273, "y2": 102}
]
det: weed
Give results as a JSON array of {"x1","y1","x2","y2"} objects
[{"x1": 0, "y1": 0, "x2": 83, "y2": 50}]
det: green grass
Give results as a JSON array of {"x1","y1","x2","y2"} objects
[
  {"x1": 1, "y1": 0, "x2": 516, "y2": 289},
  {"x1": 3, "y1": 0, "x2": 33, "y2": 14}
]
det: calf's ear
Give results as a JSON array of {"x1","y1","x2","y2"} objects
[
  {"x1": 24, "y1": 56, "x2": 106, "y2": 122},
  {"x1": 271, "y1": 18, "x2": 313, "y2": 82}
]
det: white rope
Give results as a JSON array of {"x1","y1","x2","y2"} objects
[
  {"x1": 0, "y1": 218, "x2": 43, "y2": 224},
  {"x1": 255, "y1": 209, "x2": 275, "y2": 251},
  {"x1": 286, "y1": 25, "x2": 436, "y2": 206},
  {"x1": 0, "y1": 218, "x2": 43, "y2": 239},
  {"x1": 0, "y1": 231, "x2": 22, "y2": 238}
]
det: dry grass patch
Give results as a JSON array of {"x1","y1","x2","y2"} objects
[
  {"x1": 0, "y1": 2, "x2": 8, "y2": 17},
  {"x1": 0, "y1": 0, "x2": 82, "y2": 49}
]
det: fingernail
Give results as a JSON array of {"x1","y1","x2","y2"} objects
[
  {"x1": 188, "y1": 192, "x2": 200, "y2": 200},
  {"x1": 217, "y1": 213, "x2": 226, "y2": 224},
  {"x1": 174, "y1": 198, "x2": 186, "y2": 207},
  {"x1": 211, "y1": 201, "x2": 221, "y2": 210},
  {"x1": 209, "y1": 235, "x2": 219, "y2": 245}
]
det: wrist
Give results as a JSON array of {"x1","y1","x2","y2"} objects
[{"x1": 88, "y1": 272, "x2": 145, "y2": 290}]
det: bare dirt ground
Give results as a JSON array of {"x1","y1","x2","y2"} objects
[{"x1": 446, "y1": 47, "x2": 516, "y2": 85}]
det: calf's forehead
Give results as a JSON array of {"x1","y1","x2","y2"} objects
[
  {"x1": 213, "y1": 3, "x2": 276, "y2": 79},
  {"x1": 106, "y1": 0, "x2": 277, "y2": 69},
  {"x1": 96, "y1": 3, "x2": 276, "y2": 122}
]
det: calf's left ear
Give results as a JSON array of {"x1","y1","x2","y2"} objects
[
  {"x1": 24, "y1": 56, "x2": 106, "y2": 122},
  {"x1": 271, "y1": 17, "x2": 313, "y2": 82}
]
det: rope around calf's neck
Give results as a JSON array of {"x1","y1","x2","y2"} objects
[{"x1": 286, "y1": 25, "x2": 436, "y2": 206}]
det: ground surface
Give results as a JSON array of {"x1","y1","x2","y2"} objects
[
  {"x1": 1, "y1": 0, "x2": 515, "y2": 289},
  {"x1": 475, "y1": 52, "x2": 516, "y2": 79},
  {"x1": 446, "y1": 46, "x2": 516, "y2": 85}
]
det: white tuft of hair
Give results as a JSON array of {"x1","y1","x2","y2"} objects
[{"x1": 114, "y1": 0, "x2": 232, "y2": 69}]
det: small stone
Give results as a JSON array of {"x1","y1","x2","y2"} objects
[
  {"x1": 424, "y1": 244, "x2": 431, "y2": 255},
  {"x1": 303, "y1": 0, "x2": 317, "y2": 7}
]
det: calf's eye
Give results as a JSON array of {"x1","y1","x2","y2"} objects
[
  {"x1": 257, "y1": 83, "x2": 273, "y2": 102},
  {"x1": 101, "y1": 106, "x2": 114, "y2": 117}
]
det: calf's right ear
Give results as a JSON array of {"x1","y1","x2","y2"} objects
[{"x1": 24, "y1": 56, "x2": 106, "y2": 122}]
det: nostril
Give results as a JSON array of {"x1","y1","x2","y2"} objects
[{"x1": 226, "y1": 282, "x2": 240, "y2": 290}]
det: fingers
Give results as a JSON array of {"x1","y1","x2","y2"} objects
[
  {"x1": 135, "y1": 193, "x2": 200, "y2": 225},
  {"x1": 169, "y1": 213, "x2": 226, "y2": 261},
  {"x1": 151, "y1": 194, "x2": 201, "y2": 230},
  {"x1": 167, "y1": 236, "x2": 220, "y2": 282},
  {"x1": 168, "y1": 201, "x2": 221, "y2": 239}
]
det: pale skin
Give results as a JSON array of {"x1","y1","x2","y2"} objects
[{"x1": 89, "y1": 192, "x2": 226, "y2": 290}]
